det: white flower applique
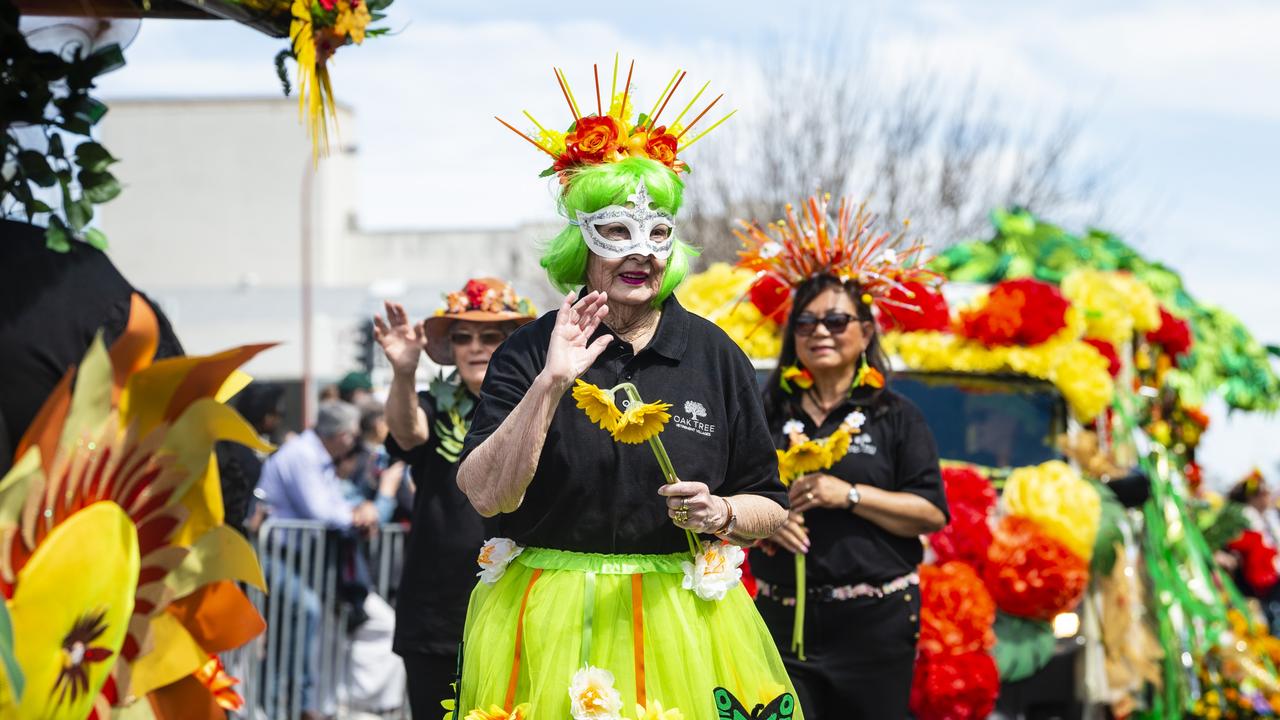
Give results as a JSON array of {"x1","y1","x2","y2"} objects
[
  {"x1": 681, "y1": 540, "x2": 746, "y2": 601},
  {"x1": 781, "y1": 419, "x2": 805, "y2": 437},
  {"x1": 568, "y1": 665, "x2": 624, "y2": 720},
  {"x1": 475, "y1": 537, "x2": 523, "y2": 584},
  {"x1": 843, "y1": 410, "x2": 867, "y2": 431}
]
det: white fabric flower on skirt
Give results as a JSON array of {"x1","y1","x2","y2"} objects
[
  {"x1": 568, "y1": 665, "x2": 624, "y2": 720},
  {"x1": 475, "y1": 537, "x2": 524, "y2": 584},
  {"x1": 681, "y1": 540, "x2": 746, "y2": 601}
]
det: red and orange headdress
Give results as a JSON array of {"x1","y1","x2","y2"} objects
[
  {"x1": 734, "y1": 194, "x2": 940, "y2": 322},
  {"x1": 496, "y1": 55, "x2": 736, "y2": 180}
]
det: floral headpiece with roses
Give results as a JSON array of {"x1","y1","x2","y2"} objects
[
  {"x1": 442, "y1": 279, "x2": 532, "y2": 316},
  {"x1": 496, "y1": 54, "x2": 736, "y2": 180},
  {"x1": 735, "y1": 194, "x2": 940, "y2": 324}
]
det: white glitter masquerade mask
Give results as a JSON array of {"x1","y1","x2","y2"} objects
[{"x1": 572, "y1": 180, "x2": 676, "y2": 260}]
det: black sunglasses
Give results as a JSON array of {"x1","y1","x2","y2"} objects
[
  {"x1": 450, "y1": 329, "x2": 508, "y2": 347},
  {"x1": 794, "y1": 312, "x2": 855, "y2": 337}
]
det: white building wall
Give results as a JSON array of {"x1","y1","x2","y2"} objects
[{"x1": 96, "y1": 98, "x2": 559, "y2": 385}]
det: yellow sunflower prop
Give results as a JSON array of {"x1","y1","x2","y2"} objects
[{"x1": 0, "y1": 295, "x2": 271, "y2": 719}]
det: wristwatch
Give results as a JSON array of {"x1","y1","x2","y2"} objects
[{"x1": 846, "y1": 484, "x2": 862, "y2": 510}]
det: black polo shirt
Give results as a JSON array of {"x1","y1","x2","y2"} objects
[
  {"x1": 388, "y1": 389, "x2": 487, "y2": 656},
  {"x1": 751, "y1": 387, "x2": 949, "y2": 587},
  {"x1": 460, "y1": 294, "x2": 787, "y2": 554}
]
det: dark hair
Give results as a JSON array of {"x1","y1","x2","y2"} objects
[{"x1": 761, "y1": 274, "x2": 891, "y2": 429}]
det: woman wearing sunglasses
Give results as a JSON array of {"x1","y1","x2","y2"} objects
[
  {"x1": 373, "y1": 277, "x2": 536, "y2": 718},
  {"x1": 740, "y1": 198, "x2": 949, "y2": 719}
]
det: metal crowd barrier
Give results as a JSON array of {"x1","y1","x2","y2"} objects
[{"x1": 223, "y1": 519, "x2": 411, "y2": 719}]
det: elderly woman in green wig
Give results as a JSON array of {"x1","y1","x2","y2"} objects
[{"x1": 446, "y1": 65, "x2": 801, "y2": 719}]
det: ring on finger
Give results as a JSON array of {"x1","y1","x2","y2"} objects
[
  {"x1": 806, "y1": 491, "x2": 815, "y2": 502},
  {"x1": 674, "y1": 507, "x2": 689, "y2": 524}
]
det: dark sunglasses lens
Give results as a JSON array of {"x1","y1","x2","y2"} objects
[
  {"x1": 822, "y1": 314, "x2": 852, "y2": 334},
  {"x1": 449, "y1": 333, "x2": 474, "y2": 346},
  {"x1": 479, "y1": 331, "x2": 506, "y2": 346},
  {"x1": 794, "y1": 316, "x2": 819, "y2": 336}
]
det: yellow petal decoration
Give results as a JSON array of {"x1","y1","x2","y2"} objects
[
  {"x1": 1060, "y1": 269, "x2": 1160, "y2": 347},
  {"x1": 677, "y1": 263, "x2": 782, "y2": 361},
  {"x1": 1002, "y1": 460, "x2": 1101, "y2": 560},
  {"x1": 611, "y1": 402, "x2": 672, "y2": 444},
  {"x1": 572, "y1": 380, "x2": 623, "y2": 431},
  {"x1": 781, "y1": 440, "x2": 830, "y2": 483},
  {"x1": 464, "y1": 703, "x2": 532, "y2": 720},
  {"x1": 637, "y1": 699, "x2": 686, "y2": 720},
  {"x1": 0, "y1": 295, "x2": 271, "y2": 712},
  {"x1": 881, "y1": 329, "x2": 1114, "y2": 422},
  {"x1": 824, "y1": 427, "x2": 853, "y2": 461},
  {"x1": 5, "y1": 501, "x2": 138, "y2": 720}
]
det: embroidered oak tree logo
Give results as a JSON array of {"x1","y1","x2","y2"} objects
[{"x1": 684, "y1": 401, "x2": 707, "y2": 421}]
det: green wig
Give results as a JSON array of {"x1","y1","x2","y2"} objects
[{"x1": 540, "y1": 156, "x2": 699, "y2": 305}]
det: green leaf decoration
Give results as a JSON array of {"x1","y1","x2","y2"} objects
[
  {"x1": 79, "y1": 170, "x2": 122, "y2": 203},
  {"x1": 0, "y1": 600, "x2": 23, "y2": 704},
  {"x1": 44, "y1": 218, "x2": 71, "y2": 253},
  {"x1": 993, "y1": 612, "x2": 1056, "y2": 682},
  {"x1": 74, "y1": 142, "x2": 117, "y2": 173},
  {"x1": 16, "y1": 150, "x2": 56, "y2": 187},
  {"x1": 1090, "y1": 481, "x2": 1127, "y2": 576},
  {"x1": 83, "y1": 227, "x2": 109, "y2": 251}
]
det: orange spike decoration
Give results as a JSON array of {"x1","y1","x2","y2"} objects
[
  {"x1": 734, "y1": 195, "x2": 941, "y2": 323},
  {"x1": 0, "y1": 294, "x2": 273, "y2": 718},
  {"x1": 495, "y1": 55, "x2": 735, "y2": 180}
]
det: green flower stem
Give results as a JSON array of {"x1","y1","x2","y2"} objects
[
  {"x1": 614, "y1": 382, "x2": 699, "y2": 558},
  {"x1": 792, "y1": 553, "x2": 807, "y2": 661}
]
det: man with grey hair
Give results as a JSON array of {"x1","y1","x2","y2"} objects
[{"x1": 259, "y1": 400, "x2": 380, "y2": 529}]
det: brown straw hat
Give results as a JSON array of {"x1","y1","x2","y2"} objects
[{"x1": 423, "y1": 278, "x2": 537, "y2": 364}]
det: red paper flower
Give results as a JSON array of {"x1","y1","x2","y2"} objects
[
  {"x1": 929, "y1": 466, "x2": 997, "y2": 571},
  {"x1": 1184, "y1": 461, "x2": 1203, "y2": 492},
  {"x1": 918, "y1": 562, "x2": 996, "y2": 657},
  {"x1": 909, "y1": 651, "x2": 1000, "y2": 720},
  {"x1": 1084, "y1": 338, "x2": 1122, "y2": 377},
  {"x1": 941, "y1": 466, "x2": 997, "y2": 515},
  {"x1": 1146, "y1": 307, "x2": 1194, "y2": 359},
  {"x1": 642, "y1": 126, "x2": 681, "y2": 169},
  {"x1": 748, "y1": 273, "x2": 790, "y2": 321},
  {"x1": 1228, "y1": 530, "x2": 1280, "y2": 595},
  {"x1": 463, "y1": 279, "x2": 491, "y2": 309},
  {"x1": 960, "y1": 279, "x2": 1070, "y2": 347},
  {"x1": 878, "y1": 281, "x2": 951, "y2": 333},
  {"x1": 983, "y1": 516, "x2": 1089, "y2": 621},
  {"x1": 930, "y1": 506, "x2": 994, "y2": 573}
]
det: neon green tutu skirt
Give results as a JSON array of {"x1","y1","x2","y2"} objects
[{"x1": 457, "y1": 547, "x2": 803, "y2": 720}]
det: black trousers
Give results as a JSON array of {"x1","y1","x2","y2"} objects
[
  {"x1": 402, "y1": 651, "x2": 458, "y2": 719},
  {"x1": 756, "y1": 583, "x2": 921, "y2": 719}
]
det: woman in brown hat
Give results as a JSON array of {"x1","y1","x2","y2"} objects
[{"x1": 373, "y1": 277, "x2": 535, "y2": 717}]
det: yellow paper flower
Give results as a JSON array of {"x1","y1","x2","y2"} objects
[
  {"x1": 1002, "y1": 460, "x2": 1101, "y2": 560},
  {"x1": 1061, "y1": 270, "x2": 1159, "y2": 347},
  {"x1": 677, "y1": 263, "x2": 782, "y2": 360},
  {"x1": 334, "y1": 0, "x2": 371, "y2": 43},
  {"x1": 636, "y1": 699, "x2": 685, "y2": 720},
  {"x1": 782, "y1": 440, "x2": 830, "y2": 481},
  {"x1": 464, "y1": 703, "x2": 531, "y2": 720},
  {"x1": 611, "y1": 401, "x2": 672, "y2": 444},
  {"x1": 881, "y1": 330, "x2": 1115, "y2": 422},
  {"x1": 573, "y1": 380, "x2": 623, "y2": 431},
  {"x1": 824, "y1": 427, "x2": 852, "y2": 461},
  {"x1": 4, "y1": 502, "x2": 138, "y2": 719}
]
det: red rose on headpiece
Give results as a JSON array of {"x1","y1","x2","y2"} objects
[
  {"x1": 878, "y1": 281, "x2": 951, "y2": 333},
  {"x1": 463, "y1": 279, "x2": 490, "y2": 310},
  {"x1": 643, "y1": 126, "x2": 680, "y2": 168},
  {"x1": 563, "y1": 115, "x2": 624, "y2": 167}
]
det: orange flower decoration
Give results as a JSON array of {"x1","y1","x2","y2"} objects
[
  {"x1": 195, "y1": 655, "x2": 244, "y2": 711},
  {"x1": 983, "y1": 516, "x2": 1089, "y2": 621},
  {"x1": 918, "y1": 562, "x2": 996, "y2": 657}
]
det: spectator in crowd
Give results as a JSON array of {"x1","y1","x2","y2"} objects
[
  {"x1": 350, "y1": 399, "x2": 412, "y2": 523},
  {"x1": 258, "y1": 401, "x2": 406, "y2": 717},
  {"x1": 339, "y1": 370, "x2": 374, "y2": 405}
]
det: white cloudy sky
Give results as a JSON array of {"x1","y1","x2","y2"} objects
[{"x1": 95, "y1": 0, "x2": 1280, "y2": 485}]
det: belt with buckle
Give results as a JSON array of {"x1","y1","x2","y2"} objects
[{"x1": 756, "y1": 572, "x2": 919, "y2": 606}]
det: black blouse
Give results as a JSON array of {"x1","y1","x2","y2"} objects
[
  {"x1": 750, "y1": 387, "x2": 949, "y2": 587},
  {"x1": 459, "y1": 295, "x2": 788, "y2": 554},
  {"x1": 387, "y1": 389, "x2": 488, "y2": 656}
]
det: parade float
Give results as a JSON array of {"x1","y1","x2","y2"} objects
[{"x1": 685, "y1": 205, "x2": 1280, "y2": 719}]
